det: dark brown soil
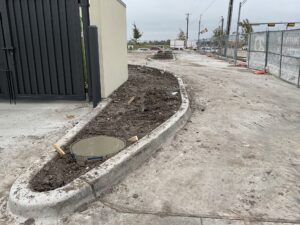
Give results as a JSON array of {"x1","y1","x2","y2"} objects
[
  {"x1": 30, "y1": 65, "x2": 181, "y2": 192},
  {"x1": 152, "y1": 50, "x2": 174, "y2": 60}
]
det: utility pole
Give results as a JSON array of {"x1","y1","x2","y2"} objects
[
  {"x1": 185, "y1": 13, "x2": 190, "y2": 48},
  {"x1": 198, "y1": 15, "x2": 202, "y2": 50},
  {"x1": 225, "y1": 0, "x2": 234, "y2": 35},
  {"x1": 225, "y1": 0, "x2": 234, "y2": 57},
  {"x1": 220, "y1": 16, "x2": 225, "y2": 52},
  {"x1": 234, "y1": 2, "x2": 242, "y2": 65},
  {"x1": 221, "y1": 16, "x2": 224, "y2": 33}
]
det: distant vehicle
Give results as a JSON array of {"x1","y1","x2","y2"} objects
[
  {"x1": 137, "y1": 48, "x2": 150, "y2": 52},
  {"x1": 150, "y1": 47, "x2": 162, "y2": 51},
  {"x1": 242, "y1": 45, "x2": 248, "y2": 50},
  {"x1": 186, "y1": 40, "x2": 198, "y2": 49},
  {"x1": 170, "y1": 40, "x2": 185, "y2": 50},
  {"x1": 201, "y1": 47, "x2": 212, "y2": 52},
  {"x1": 211, "y1": 47, "x2": 220, "y2": 53}
]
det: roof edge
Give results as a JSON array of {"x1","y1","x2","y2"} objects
[{"x1": 116, "y1": 0, "x2": 126, "y2": 8}]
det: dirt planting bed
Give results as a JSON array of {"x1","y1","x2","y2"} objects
[
  {"x1": 152, "y1": 50, "x2": 174, "y2": 60},
  {"x1": 30, "y1": 65, "x2": 181, "y2": 192}
]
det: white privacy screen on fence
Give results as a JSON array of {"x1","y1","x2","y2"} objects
[
  {"x1": 248, "y1": 32, "x2": 267, "y2": 70},
  {"x1": 248, "y1": 30, "x2": 300, "y2": 86}
]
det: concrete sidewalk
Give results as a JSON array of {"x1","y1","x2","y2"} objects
[
  {"x1": 0, "y1": 100, "x2": 92, "y2": 223},
  {"x1": 63, "y1": 52, "x2": 300, "y2": 225},
  {"x1": 2, "y1": 52, "x2": 300, "y2": 225}
]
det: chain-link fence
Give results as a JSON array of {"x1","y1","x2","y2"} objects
[
  {"x1": 248, "y1": 29, "x2": 300, "y2": 86},
  {"x1": 198, "y1": 34, "x2": 248, "y2": 62},
  {"x1": 198, "y1": 29, "x2": 300, "y2": 87}
]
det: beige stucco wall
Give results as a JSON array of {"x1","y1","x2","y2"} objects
[{"x1": 89, "y1": 0, "x2": 128, "y2": 98}]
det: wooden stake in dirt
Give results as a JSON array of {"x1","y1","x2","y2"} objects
[
  {"x1": 128, "y1": 96, "x2": 135, "y2": 105},
  {"x1": 128, "y1": 136, "x2": 139, "y2": 143},
  {"x1": 52, "y1": 144, "x2": 66, "y2": 156}
]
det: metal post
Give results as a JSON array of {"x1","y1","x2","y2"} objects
[
  {"x1": 224, "y1": 36, "x2": 228, "y2": 59},
  {"x1": 298, "y1": 63, "x2": 300, "y2": 88},
  {"x1": 221, "y1": 16, "x2": 224, "y2": 34},
  {"x1": 80, "y1": 0, "x2": 92, "y2": 101},
  {"x1": 197, "y1": 15, "x2": 202, "y2": 50},
  {"x1": 247, "y1": 33, "x2": 251, "y2": 68},
  {"x1": 279, "y1": 31, "x2": 284, "y2": 77},
  {"x1": 225, "y1": 0, "x2": 234, "y2": 36},
  {"x1": 265, "y1": 31, "x2": 270, "y2": 69},
  {"x1": 220, "y1": 16, "x2": 224, "y2": 56},
  {"x1": 9, "y1": 71, "x2": 16, "y2": 104},
  {"x1": 225, "y1": 0, "x2": 234, "y2": 57},
  {"x1": 89, "y1": 26, "x2": 101, "y2": 108},
  {"x1": 234, "y1": 2, "x2": 242, "y2": 66},
  {"x1": 6, "y1": 71, "x2": 12, "y2": 104},
  {"x1": 185, "y1": 13, "x2": 190, "y2": 49}
]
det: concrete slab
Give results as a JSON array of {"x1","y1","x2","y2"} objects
[
  {"x1": 202, "y1": 218, "x2": 300, "y2": 225},
  {"x1": 62, "y1": 201, "x2": 201, "y2": 225},
  {"x1": 202, "y1": 218, "x2": 244, "y2": 225},
  {"x1": 96, "y1": 52, "x2": 300, "y2": 223},
  {"x1": 0, "y1": 101, "x2": 91, "y2": 142},
  {"x1": 2, "y1": 52, "x2": 300, "y2": 224},
  {"x1": 0, "y1": 100, "x2": 92, "y2": 223}
]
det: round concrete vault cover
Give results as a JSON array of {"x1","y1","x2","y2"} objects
[{"x1": 71, "y1": 136, "x2": 126, "y2": 161}]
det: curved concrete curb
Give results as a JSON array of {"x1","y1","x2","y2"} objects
[
  {"x1": 8, "y1": 68, "x2": 191, "y2": 222},
  {"x1": 7, "y1": 99, "x2": 111, "y2": 221}
]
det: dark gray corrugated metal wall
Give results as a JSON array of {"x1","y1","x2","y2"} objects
[{"x1": 0, "y1": 0, "x2": 86, "y2": 100}]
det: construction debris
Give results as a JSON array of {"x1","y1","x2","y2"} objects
[
  {"x1": 128, "y1": 96, "x2": 135, "y2": 105},
  {"x1": 52, "y1": 144, "x2": 66, "y2": 156},
  {"x1": 128, "y1": 136, "x2": 139, "y2": 143}
]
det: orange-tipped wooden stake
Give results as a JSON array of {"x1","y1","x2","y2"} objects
[{"x1": 52, "y1": 144, "x2": 66, "y2": 156}]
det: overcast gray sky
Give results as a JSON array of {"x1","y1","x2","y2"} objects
[{"x1": 122, "y1": 0, "x2": 300, "y2": 41}]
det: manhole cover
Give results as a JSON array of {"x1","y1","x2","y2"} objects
[{"x1": 71, "y1": 136, "x2": 125, "y2": 162}]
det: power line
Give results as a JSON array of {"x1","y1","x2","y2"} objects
[
  {"x1": 190, "y1": 0, "x2": 219, "y2": 25},
  {"x1": 190, "y1": 0, "x2": 219, "y2": 31},
  {"x1": 201, "y1": 0, "x2": 218, "y2": 16}
]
